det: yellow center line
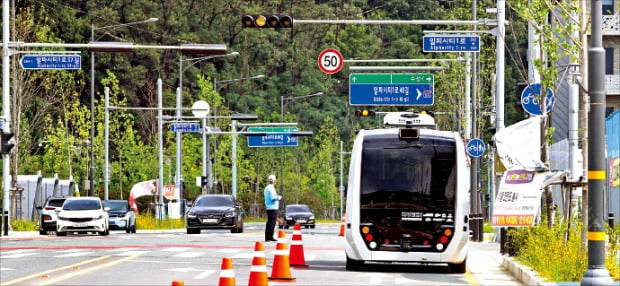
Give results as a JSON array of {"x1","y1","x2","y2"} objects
[
  {"x1": 36, "y1": 255, "x2": 139, "y2": 286},
  {"x1": 1, "y1": 255, "x2": 112, "y2": 286},
  {"x1": 464, "y1": 269, "x2": 480, "y2": 286}
]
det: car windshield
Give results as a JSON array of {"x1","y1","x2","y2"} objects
[
  {"x1": 286, "y1": 205, "x2": 310, "y2": 212},
  {"x1": 47, "y1": 199, "x2": 66, "y2": 207},
  {"x1": 63, "y1": 199, "x2": 101, "y2": 211},
  {"x1": 103, "y1": 201, "x2": 128, "y2": 211},
  {"x1": 195, "y1": 196, "x2": 233, "y2": 207}
]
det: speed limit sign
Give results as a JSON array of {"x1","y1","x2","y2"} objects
[{"x1": 317, "y1": 48, "x2": 344, "y2": 74}]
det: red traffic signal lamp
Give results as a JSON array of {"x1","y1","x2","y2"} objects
[
  {"x1": 242, "y1": 14, "x2": 293, "y2": 28},
  {"x1": 1, "y1": 132, "x2": 15, "y2": 155},
  {"x1": 355, "y1": 109, "x2": 376, "y2": 117}
]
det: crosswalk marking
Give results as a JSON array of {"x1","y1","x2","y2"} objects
[{"x1": 173, "y1": 252, "x2": 204, "y2": 258}]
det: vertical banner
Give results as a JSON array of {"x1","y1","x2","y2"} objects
[{"x1": 492, "y1": 169, "x2": 548, "y2": 227}]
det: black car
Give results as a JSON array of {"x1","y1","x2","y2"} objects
[
  {"x1": 103, "y1": 200, "x2": 137, "y2": 233},
  {"x1": 36, "y1": 196, "x2": 67, "y2": 235},
  {"x1": 186, "y1": 194, "x2": 244, "y2": 234},
  {"x1": 279, "y1": 204, "x2": 316, "y2": 229}
]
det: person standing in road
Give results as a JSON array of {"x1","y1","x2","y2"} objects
[{"x1": 264, "y1": 174, "x2": 282, "y2": 242}]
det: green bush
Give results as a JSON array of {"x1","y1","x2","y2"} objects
[{"x1": 509, "y1": 221, "x2": 620, "y2": 281}]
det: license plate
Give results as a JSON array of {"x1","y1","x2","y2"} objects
[
  {"x1": 74, "y1": 223, "x2": 87, "y2": 227},
  {"x1": 297, "y1": 219, "x2": 306, "y2": 223},
  {"x1": 202, "y1": 218, "x2": 218, "y2": 223},
  {"x1": 109, "y1": 221, "x2": 117, "y2": 225}
]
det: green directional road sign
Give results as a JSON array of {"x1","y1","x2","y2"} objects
[
  {"x1": 247, "y1": 126, "x2": 299, "y2": 147},
  {"x1": 349, "y1": 73, "x2": 434, "y2": 106}
]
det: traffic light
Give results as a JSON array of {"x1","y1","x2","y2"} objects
[
  {"x1": 201, "y1": 176, "x2": 208, "y2": 188},
  {"x1": 1, "y1": 132, "x2": 15, "y2": 155},
  {"x1": 355, "y1": 109, "x2": 376, "y2": 117},
  {"x1": 242, "y1": 14, "x2": 293, "y2": 28}
]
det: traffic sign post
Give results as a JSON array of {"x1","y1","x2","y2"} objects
[
  {"x1": 349, "y1": 73, "x2": 434, "y2": 106},
  {"x1": 466, "y1": 138, "x2": 485, "y2": 157},
  {"x1": 247, "y1": 126, "x2": 299, "y2": 147},
  {"x1": 317, "y1": 48, "x2": 344, "y2": 74},
  {"x1": 520, "y1": 83, "x2": 554, "y2": 116},
  {"x1": 170, "y1": 122, "x2": 201, "y2": 133},
  {"x1": 423, "y1": 35, "x2": 480, "y2": 52},
  {"x1": 19, "y1": 55, "x2": 82, "y2": 70}
]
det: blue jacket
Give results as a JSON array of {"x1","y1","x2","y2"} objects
[{"x1": 264, "y1": 184, "x2": 281, "y2": 210}]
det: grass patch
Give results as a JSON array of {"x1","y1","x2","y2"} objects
[
  {"x1": 10, "y1": 219, "x2": 38, "y2": 231},
  {"x1": 136, "y1": 215, "x2": 185, "y2": 230},
  {"x1": 509, "y1": 222, "x2": 620, "y2": 281}
]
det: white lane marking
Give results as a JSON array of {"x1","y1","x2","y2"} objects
[
  {"x1": 54, "y1": 251, "x2": 96, "y2": 257},
  {"x1": 193, "y1": 270, "x2": 216, "y2": 279},
  {"x1": 174, "y1": 252, "x2": 204, "y2": 258}
]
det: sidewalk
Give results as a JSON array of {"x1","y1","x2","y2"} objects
[{"x1": 469, "y1": 241, "x2": 553, "y2": 286}]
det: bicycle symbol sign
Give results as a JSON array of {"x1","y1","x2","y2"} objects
[{"x1": 521, "y1": 83, "x2": 554, "y2": 116}]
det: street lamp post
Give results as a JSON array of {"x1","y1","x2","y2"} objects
[
  {"x1": 211, "y1": 74, "x2": 265, "y2": 191},
  {"x1": 90, "y1": 17, "x2": 158, "y2": 197},
  {"x1": 177, "y1": 52, "x2": 239, "y2": 199},
  {"x1": 279, "y1": 91, "x2": 324, "y2": 205}
]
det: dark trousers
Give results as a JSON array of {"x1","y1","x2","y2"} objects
[{"x1": 265, "y1": 209, "x2": 278, "y2": 240}]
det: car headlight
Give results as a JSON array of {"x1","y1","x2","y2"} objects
[
  {"x1": 224, "y1": 212, "x2": 234, "y2": 218},
  {"x1": 95, "y1": 214, "x2": 104, "y2": 220},
  {"x1": 286, "y1": 216, "x2": 292, "y2": 220},
  {"x1": 187, "y1": 213, "x2": 197, "y2": 218},
  {"x1": 309, "y1": 215, "x2": 315, "y2": 220},
  {"x1": 58, "y1": 215, "x2": 67, "y2": 220}
]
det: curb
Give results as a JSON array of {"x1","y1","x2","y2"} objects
[{"x1": 502, "y1": 256, "x2": 556, "y2": 286}]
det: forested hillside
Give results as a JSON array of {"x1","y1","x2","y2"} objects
[{"x1": 4, "y1": 0, "x2": 527, "y2": 217}]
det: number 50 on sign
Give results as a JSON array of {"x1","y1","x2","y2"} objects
[{"x1": 317, "y1": 48, "x2": 343, "y2": 74}]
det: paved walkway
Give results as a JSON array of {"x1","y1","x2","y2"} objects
[{"x1": 469, "y1": 241, "x2": 525, "y2": 285}]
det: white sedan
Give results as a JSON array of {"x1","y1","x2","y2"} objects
[{"x1": 56, "y1": 197, "x2": 110, "y2": 236}]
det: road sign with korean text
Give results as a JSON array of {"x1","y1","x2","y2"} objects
[{"x1": 349, "y1": 73, "x2": 434, "y2": 106}]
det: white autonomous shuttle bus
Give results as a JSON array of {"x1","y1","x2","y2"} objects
[{"x1": 345, "y1": 112, "x2": 470, "y2": 273}]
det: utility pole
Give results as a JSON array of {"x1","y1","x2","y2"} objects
[{"x1": 580, "y1": 0, "x2": 613, "y2": 284}]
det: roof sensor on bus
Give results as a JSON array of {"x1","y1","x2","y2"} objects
[{"x1": 383, "y1": 112, "x2": 436, "y2": 129}]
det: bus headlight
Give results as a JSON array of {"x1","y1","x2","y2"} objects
[
  {"x1": 369, "y1": 241, "x2": 378, "y2": 249},
  {"x1": 435, "y1": 243, "x2": 445, "y2": 251}
]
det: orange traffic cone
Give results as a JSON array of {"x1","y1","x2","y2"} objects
[
  {"x1": 248, "y1": 241, "x2": 269, "y2": 286},
  {"x1": 171, "y1": 280, "x2": 185, "y2": 286},
  {"x1": 268, "y1": 230, "x2": 296, "y2": 282},
  {"x1": 338, "y1": 217, "x2": 346, "y2": 236},
  {"x1": 218, "y1": 257, "x2": 236, "y2": 286},
  {"x1": 289, "y1": 223, "x2": 308, "y2": 268}
]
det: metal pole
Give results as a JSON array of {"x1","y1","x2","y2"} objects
[
  {"x1": 104, "y1": 87, "x2": 110, "y2": 200},
  {"x1": 2, "y1": 0, "x2": 12, "y2": 227},
  {"x1": 158, "y1": 78, "x2": 165, "y2": 220},
  {"x1": 581, "y1": 0, "x2": 613, "y2": 284},
  {"x1": 339, "y1": 141, "x2": 344, "y2": 219},
  {"x1": 231, "y1": 120, "x2": 237, "y2": 198},
  {"x1": 89, "y1": 24, "x2": 96, "y2": 196},
  {"x1": 203, "y1": 117, "x2": 209, "y2": 193},
  {"x1": 495, "y1": 0, "x2": 505, "y2": 132}
]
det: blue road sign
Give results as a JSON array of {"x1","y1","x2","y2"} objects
[
  {"x1": 423, "y1": 35, "x2": 481, "y2": 52},
  {"x1": 19, "y1": 55, "x2": 81, "y2": 70},
  {"x1": 466, "y1": 138, "x2": 486, "y2": 157},
  {"x1": 521, "y1": 83, "x2": 554, "y2": 116},
  {"x1": 349, "y1": 73, "x2": 434, "y2": 106},
  {"x1": 170, "y1": 122, "x2": 201, "y2": 132},
  {"x1": 247, "y1": 126, "x2": 299, "y2": 147}
]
